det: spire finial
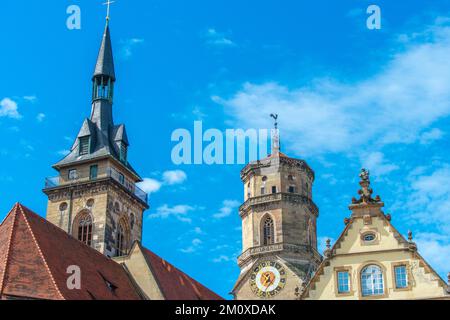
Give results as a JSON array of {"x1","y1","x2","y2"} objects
[
  {"x1": 270, "y1": 114, "x2": 278, "y2": 130},
  {"x1": 103, "y1": 0, "x2": 115, "y2": 21},
  {"x1": 270, "y1": 114, "x2": 280, "y2": 155}
]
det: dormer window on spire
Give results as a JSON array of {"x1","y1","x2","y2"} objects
[
  {"x1": 79, "y1": 136, "x2": 91, "y2": 155},
  {"x1": 119, "y1": 142, "x2": 128, "y2": 163}
]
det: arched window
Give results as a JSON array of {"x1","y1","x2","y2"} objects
[
  {"x1": 361, "y1": 265, "x2": 384, "y2": 296},
  {"x1": 262, "y1": 216, "x2": 275, "y2": 246},
  {"x1": 73, "y1": 211, "x2": 93, "y2": 247},
  {"x1": 117, "y1": 219, "x2": 130, "y2": 257}
]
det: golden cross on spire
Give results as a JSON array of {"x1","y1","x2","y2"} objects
[{"x1": 103, "y1": 0, "x2": 115, "y2": 21}]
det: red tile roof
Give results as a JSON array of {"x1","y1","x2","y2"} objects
[
  {"x1": 0, "y1": 203, "x2": 141, "y2": 300},
  {"x1": 141, "y1": 247, "x2": 223, "y2": 300}
]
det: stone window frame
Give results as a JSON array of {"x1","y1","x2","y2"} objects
[
  {"x1": 359, "y1": 228, "x2": 380, "y2": 246},
  {"x1": 391, "y1": 261, "x2": 413, "y2": 292},
  {"x1": 72, "y1": 209, "x2": 95, "y2": 247},
  {"x1": 357, "y1": 261, "x2": 389, "y2": 300},
  {"x1": 260, "y1": 213, "x2": 276, "y2": 246},
  {"x1": 334, "y1": 266, "x2": 354, "y2": 297}
]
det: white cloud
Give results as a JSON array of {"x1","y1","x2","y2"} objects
[
  {"x1": 419, "y1": 128, "x2": 444, "y2": 145},
  {"x1": 405, "y1": 165, "x2": 450, "y2": 232},
  {"x1": 120, "y1": 38, "x2": 144, "y2": 59},
  {"x1": 36, "y1": 113, "x2": 46, "y2": 122},
  {"x1": 214, "y1": 20, "x2": 450, "y2": 157},
  {"x1": 205, "y1": 28, "x2": 236, "y2": 47},
  {"x1": 361, "y1": 152, "x2": 399, "y2": 177},
  {"x1": 23, "y1": 95, "x2": 37, "y2": 102},
  {"x1": 148, "y1": 204, "x2": 195, "y2": 223},
  {"x1": 180, "y1": 238, "x2": 203, "y2": 254},
  {"x1": 213, "y1": 200, "x2": 240, "y2": 219},
  {"x1": 193, "y1": 227, "x2": 203, "y2": 234},
  {"x1": 138, "y1": 178, "x2": 162, "y2": 194},
  {"x1": 139, "y1": 170, "x2": 187, "y2": 195},
  {"x1": 415, "y1": 232, "x2": 450, "y2": 277},
  {"x1": 163, "y1": 170, "x2": 187, "y2": 185},
  {"x1": 0, "y1": 98, "x2": 21, "y2": 119},
  {"x1": 212, "y1": 255, "x2": 231, "y2": 263}
]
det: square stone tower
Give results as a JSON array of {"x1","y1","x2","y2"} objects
[
  {"x1": 232, "y1": 125, "x2": 322, "y2": 300},
  {"x1": 43, "y1": 20, "x2": 149, "y2": 258}
]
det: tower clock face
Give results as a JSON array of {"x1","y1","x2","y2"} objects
[{"x1": 250, "y1": 261, "x2": 287, "y2": 298}]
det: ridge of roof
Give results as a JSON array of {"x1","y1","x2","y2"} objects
[
  {"x1": 140, "y1": 245, "x2": 223, "y2": 300},
  {"x1": 18, "y1": 204, "x2": 65, "y2": 300},
  {"x1": 0, "y1": 204, "x2": 18, "y2": 296}
]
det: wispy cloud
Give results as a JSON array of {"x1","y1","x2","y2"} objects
[
  {"x1": 0, "y1": 98, "x2": 21, "y2": 119},
  {"x1": 23, "y1": 95, "x2": 37, "y2": 103},
  {"x1": 205, "y1": 28, "x2": 236, "y2": 47},
  {"x1": 361, "y1": 152, "x2": 399, "y2": 177},
  {"x1": 415, "y1": 232, "x2": 450, "y2": 276},
  {"x1": 404, "y1": 164, "x2": 450, "y2": 232},
  {"x1": 120, "y1": 38, "x2": 144, "y2": 59},
  {"x1": 419, "y1": 128, "x2": 444, "y2": 145},
  {"x1": 214, "y1": 19, "x2": 450, "y2": 157},
  {"x1": 180, "y1": 238, "x2": 203, "y2": 254},
  {"x1": 148, "y1": 204, "x2": 196, "y2": 223},
  {"x1": 36, "y1": 113, "x2": 46, "y2": 123},
  {"x1": 213, "y1": 200, "x2": 240, "y2": 219}
]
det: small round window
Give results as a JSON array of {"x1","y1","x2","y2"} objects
[
  {"x1": 262, "y1": 176, "x2": 268, "y2": 182},
  {"x1": 363, "y1": 233, "x2": 376, "y2": 242}
]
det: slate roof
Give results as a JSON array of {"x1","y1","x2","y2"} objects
[
  {"x1": 53, "y1": 22, "x2": 140, "y2": 180},
  {"x1": 0, "y1": 204, "x2": 141, "y2": 300},
  {"x1": 93, "y1": 23, "x2": 115, "y2": 81},
  {"x1": 141, "y1": 246, "x2": 223, "y2": 300}
]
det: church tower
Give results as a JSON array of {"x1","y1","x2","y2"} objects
[
  {"x1": 232, "y1": 117, "x2": 322, "y2": 300},
  {"x1": 43, "y1": 18, "x2": 149, "y2": 258}
]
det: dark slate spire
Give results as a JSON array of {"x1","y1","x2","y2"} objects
[
  {"x1": 93, "y1": 22, "x2": 116, "y2": 81},
  {"x1": 53, "y1": 19, "x2": 142, "y2": 182}
]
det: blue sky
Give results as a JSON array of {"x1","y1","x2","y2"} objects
[{"x1": 1, "y1": 0, "x2": 450, "y2": 298}]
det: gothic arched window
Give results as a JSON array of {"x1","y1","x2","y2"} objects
[
  {"x1": 74, "y1": 211, "x2": 93, "y2": 247},
  {"x1": 117, "y1": 219, "x2": 130, "y2": 257},
  {"x1": 361, "y1": 265, "x2": 384, "y2": 297},
  {"x1": 262, "y1": 216, "x2": 275, "y2": 246}
]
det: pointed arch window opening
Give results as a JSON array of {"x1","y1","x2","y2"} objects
[
  {"x1": 263, "y1": 216, "x2": 275, "y2": 246},
  {"x1": 75, "y1": 213, "x2": 93, "y2": 247},
  {"x1": 117, "y1": 220, "x2": 130, "y2": 257}
]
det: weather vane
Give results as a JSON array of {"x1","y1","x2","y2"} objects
[
  {"x1": 103, "y1": 0, "x2": 115, "y2": 21},
  {"x1": 270, "y1": 114, "x2": 279, "y2": 130}
]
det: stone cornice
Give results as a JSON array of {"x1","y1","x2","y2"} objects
[
  {"x1": 43, "y1": 177, "x2": 149, "y2": 209},
  {"x1": 239, "y1": 193, "x2": 319, "y2": 218},
  {"x1": 240, "y1": 157, "x2": 315, "y2": 182},
  {"x1": 237, "y1": 243, "x2": 322, "y2": 267}
]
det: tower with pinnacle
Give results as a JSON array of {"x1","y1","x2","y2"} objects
[
  {"x1": 231, "y1": 117, "x2": 321, "y2": 300},
  {"x1": 43, "y1": 15, "x2": 149, "y2": 258}
]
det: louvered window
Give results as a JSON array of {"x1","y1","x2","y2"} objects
[
  {"x1": 79, "y1": 137, "x2": 90, "y2": 155},
  {"x1": 120, "y1": 143, "x2": 127, "y2": 163}
]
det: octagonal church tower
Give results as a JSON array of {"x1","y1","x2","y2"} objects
[
  {"x1": 232, "y1": 119, "x2": 322, "y2": 300},
  {"x1": 43, "y1": 19, "x2": 149, "y2": 258}
]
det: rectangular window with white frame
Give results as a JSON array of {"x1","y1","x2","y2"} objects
[
  {"x1": 394, "y1": 265, "x2": 408, "y2": 289},
  {"x1": 337, "y1": 271, "x2": 350, "y2": 294}
]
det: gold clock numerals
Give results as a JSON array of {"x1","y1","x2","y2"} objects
[{"x1": 249, "y1": 260, "x2": 287, "y2": 298}]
